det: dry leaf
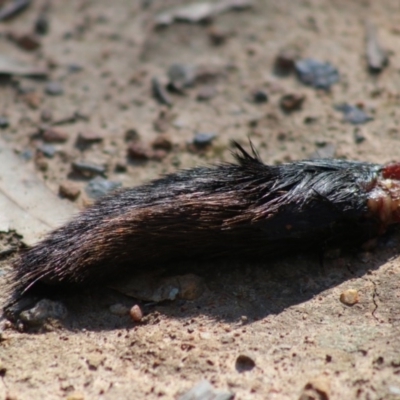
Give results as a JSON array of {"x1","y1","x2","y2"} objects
[{"x1": 0, "y1": 140, "x2": 77, "y2": 246}]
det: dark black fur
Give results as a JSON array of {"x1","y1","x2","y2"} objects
[{"x1": 5, "y1": 143, "x2": 383, "y2": 307}]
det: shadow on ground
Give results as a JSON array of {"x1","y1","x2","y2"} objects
[{"x1": 22, "y1": 229, "x2": 397, "y2": 332}]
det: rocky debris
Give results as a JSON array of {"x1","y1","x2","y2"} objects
[
  {"x1": 235, "y1": 354, "x2": 256, "y2": 372},
  {"x1": 59, "y1": 181, "x2": 81, "y2": 201},
  {"x1": 280, "y1": 93, "x2": 305, "y2": 112},
  {"x1": 251, "y1": 89, "x2": 268, "y2": 104},
  {"x1": 127, "y1": 143, "x2": 151, "y2": 161},
  {"x1": 128, "y1": 142, "x2": 167, "y2": 161},
  {"x1": 42, "y1": 128, "x2": 68, "y2": 143},
  {"x1": 129, "y1": 304, "x2": 143, "y2": 322},
  {"x1": 114, "y1": 161, "x2": 127, "y2": 173},
  {"x1": 67, "y1": 63, "x2": 83, "y2": 74},
  {"x1": 8, "y1": 31, "x2": 41, "y2": 51},
  {"x1": 353, "y1": 127, "x2": 366, "y2": 144},
  {"x1": 51, "y1": 111, "x2": 88, "y2": 126},
  {"x1": 72, "y1": 161, "x2": 106, "y2": 177},
  {"x1": 124, "y1": 128, "x2": 140, "y2": 142},
  {"x1": 0, "y1": 117, "x2": 9, "y2": 129},
  {"x1": 179, "y1": 380, "x2": 233, "y2": 400},
  {"x1": 44, "y1": 81, "x2": 64, "y2": 96},
  {"x1": 167, "y1": 63, "x2": 196, "y2": 92},
  {"x1": 274, "y1": 49, "x2": 298, "y2": 76},
  {"x1": 19, "y1": 299, "x2": 67, "y2": 326},
  {"x1": 76, "y1": 131, "x2": 104, "y2": 147},
  {"x1": 35, "y1": 7, "x2": 50, "y2": 35},
  {"x1": 0, "y1": 0, "x2": 31, "y2": 21},
  {"x1": 335, "y1": 103, "x2": 373, "y2": 125},
  {"x1": 37, "y1": 143, "x2": 56, "y2": 158},
  {"x1": 365, "y1": 21, "x2": 388, "y2": 73},
  {"x1": 192, "y1": 132, "x2": 216, "y2": 148},
  {"x1": 153, "y1": 109, "x2": 175, "y2": 133},
  {"x1": 194, "y1": 64, "x2": 224, "y2": 84},
  {"x1": 340, "y1": 289, "x2": 359, "y2": 306},
  {"x1": 295, "y1": 59, "x2": 339, "y2": 90},
  {"x1": 197, "y1": 85, "x2": 217, "y2": 101},
  {"x1": 20, "y1": 90, "x2": 42, "y2": 108},
  {"x1": 85, "y1": 177, "x2": 122, "y2": 199},
  {"x1": 155, "y1": 0, "x2": 253, "y2": 27},
  {"x1": 34, "y1": 153, "x2": 48, "y2": 171},
  {"x1": 152, "y1": 135, "x2": 173, "y2": 151},
  {"x1": 152, "y1": 77, "x2": 172, "y2": 106},
  {"x1": 207, "y1": 26, "x2": 230, "y2": 46}
]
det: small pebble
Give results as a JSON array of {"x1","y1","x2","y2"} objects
[
  {"x1": 340, "y1": 289, "x2": 359, "y2": 306},
  {"x1": 43, "y1": 128, "x2": 68, "y2": 143},
  {"x1": 40, "y1": 109, "x2": 53, "y2": 122},
  {"x1": 235, "y1": 354, "x2": 256, "y2": 372},
  {"x1": 196, "y1": 85, "x2": 217, "y2": 101},
  {"x1": 129, "y1": 304, "x2": 143, "y2": 322},
  {"x1": 127, "y1": 143, "x2": 151, "y2": 161},
  {"x1": 128, "y1": 143, "x2": 167, "y2": 161},
  {"x1": 153, "y1": 109, "x2": 172, "y2": 133},
  {"x1": 274, "y1": 49, "x2": 297, "y2": 75},
  {"x1": 77, "y1": 131, "x2": 103, "y2": 144},
  {"x1": 280, "y1": 93, "x2": 305, "y2": 112},
  {"x1": 72, "y1": 161, "x2": 106, "y2": 176},
  {"x1": 354, "y1": 127, "x2": 366, "y2": 144},
  {"x1": 193, "y1": 132, "x2": 216, "y2": 147},
  {"x1": 207, "y1": 26, "x2": 229, "y2": 46},
  {"x1": 35, "y1": 13, "x2": 49, "y2": 35},
  {"x1": 85, "y1": 177, "x2": 121, "y2": 199},
  {"x1": 365, "y1": 21, "x2": 388, "y2": 73},
  {"x1": 20, "y1": 91, "x2": 42, "y2": 108},
  {"x1": 114, "y1": 161, "x2": 127, "y2": 173},
  {"x1": 35, "y1": 155, "x2": 48, "y2": 171},
  {"x1": 67, "y1": 63, "x2": 83, "y2": 73},
  {"x1": 251, "y1": 89, "x2": 268, "y2": 104},
  {"x1": 45, "y1": 81, "x2": 64, "y2": 96},
  {"x1": 152, "y1": 77, "x2": 172, "y2": 106},
  {"x1": 37, "y1": 143, "x2": 56, "y2": 158},
  {"x1": 295, "y1": 58, "x2": 339, "y2": 90},
  {"x1": 152, "y1": 135, "x2": 173, "y2": 151},
  {"x1": 59, "y1": 181, "x2": 80, "y2": 200},
  {"x1": 151, "y1": 149, "x2": 167, "y2": 161},
  {"x1": 0, "y1": 117, "x2": 9, "y2": 128},
  {"x1": 13, "y1": 32, "x2": 41, "y2": 51},
  {"x1": 167, "y1": 63, "x2": 196, "y2": 90},
  {"x1": 109, "y1": 303, "x2": 129, "y2": 316},
  {"x1": 19, "y1": 299, "x2": 68, "y2": 326},
  {"x1": 0, "y1": 360, "x2": 6, "y2": 376},
  {"x1": 124, "y1": 128, "x2": 140, "y2": 142},
  {"x1": 19, "y1": 149, "x2": 33, "y2": 161},
  {"x1": 335, "y1": 103, "x2": 373, "y2": 125}
]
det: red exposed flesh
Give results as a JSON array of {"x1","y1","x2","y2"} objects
[
  {"x1": 367, "y1": 167, "x2": 400, "y2": 229},
  {"x1": 382, "y1": 162, "x2": 400, "y2": 179}
]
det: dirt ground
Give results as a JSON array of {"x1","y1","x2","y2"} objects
[{"x1": 1, "y1": 0, "x2": 400, "y2": 399}]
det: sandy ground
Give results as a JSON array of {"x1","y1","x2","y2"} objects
[{"x1": 1, "y1": 0, "x2": 400, "y2": 399}]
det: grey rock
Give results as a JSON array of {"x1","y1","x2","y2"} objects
[{"x1": 19, "y1": 299, "x2": 67, "y2": 325}]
